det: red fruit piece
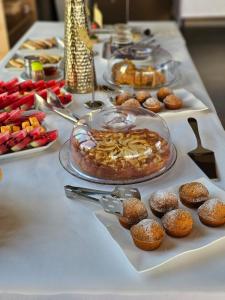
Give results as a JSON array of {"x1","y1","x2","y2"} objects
[
  {"x1": 20, "y1": 96, "x2": 35, "y2": 111},
  {"x1": 0, "y1": 92, "x2": 8, "y2": 101},
  {"x1": 19, "y1": 80, "x2": 33, "y2": 92},
  {"x1": 5, "y1": 93, "x2": 34, "y2": 112},
  {"x1": 31, "y1": 130, "x2": 58, "y2": 147},
  {"x1": 58, "y1": 80, "x2": 65, "y2": 87},
  {"x1": 59, "y1": 93, "x2": 72, "y2": 105},
  {"x1": 33, "y1": 80, "x2": 46, "y2": 90},
  {"x1": 28, "y1": 111, "x2": 46, "y2": 123},
  {"x1": 0, "y1": 92, "x2": 21, "y2": 109},
  {"x1": 0, "y1": 112, "x2": 9, "y2": 123},
  {"x1": 46, "y1": 80, "x2": 57, "y2": 88},
  {"x1": 30, "y1": 137, "x2": 49, "y2": 147},
  {"x1": 50, "y1": 85, "x2": 60, "y2": 95},
  {"x1": 4, "y1": 109, "x2": 25, "y2": 124},
  {"x1": 11, "y1": 129, "x2": 27, "y2": 142},
  {"x1": 37, "y1": 89, "x2": 47, "y2": 100},
  {"x1": 0, "y1": 144, "x2": 8, "y2": 155},
  {"x1": 0, "y1": 132, "x2": 10, "y2": 145},
  {"x1": 11, "y1": 136, "x2": 31, "y2": 152},
  {"x1": 29, "y1": 127, "x2": 42, "y2": 138},
  {"x1": 2, "y1": 78, "x2": 19, "y2": 91},
  {"x1": 6, "y1": 84, "x2": 20, "y2": 95}
]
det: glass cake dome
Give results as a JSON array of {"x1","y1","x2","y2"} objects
[
  {"x1": 103, "y1": 42, "x2": 180, "y2": 90},
  {"x1": 59, "y1": 106, "x2": 176, "y2": 184}
]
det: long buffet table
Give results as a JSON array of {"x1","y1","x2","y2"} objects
[{"x1": 1, "y1": 21, "x2": 225, "y2": 300}]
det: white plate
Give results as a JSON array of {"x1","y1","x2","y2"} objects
[
  {"x1": 95, "y1": 177, "x2": 225, "y2": 272},
  {"x1": 110, "y1": 88, "x2": 209, "y2": 116},
  {"x1": 0, "y1": 121, "x2": 57, "y2": 161}
]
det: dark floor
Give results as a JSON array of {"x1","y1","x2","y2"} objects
[{"x1": 182, "y1": 27, "x2": 225, "y2": 128}]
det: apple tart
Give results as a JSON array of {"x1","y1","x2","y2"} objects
[{"x1": 70, "y1": 128, "x2": 171, "y2": 180}]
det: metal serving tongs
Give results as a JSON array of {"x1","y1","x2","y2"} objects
[
  {"x1": 35, "y1": 91, "x2": 79, "y2": 124},
  {"x1": 64, "y1": 186, "x2": 124, "y2": 216},
  {"x1": 64, "y1": 185, "x2": 141, "y2": 199}
]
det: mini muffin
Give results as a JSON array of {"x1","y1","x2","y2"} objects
[
  {"x1": 130, "y1": 219, "x2": 165, "y2": 250},
  {"x1": 121, "y1": 98, "x2": 141, "y2": 108},
  {"x1": 142, "y1": 97, "x2": 162, "y2": 113},
  {"x1": 157, "y1": 87, "x2": 173, "y2": 102},
  {"x1": 115, "y1": 92, "x2": 132, "y2": 105},
  {"x1": 119, "y1": 198, "x2": 148, "y2": 229},
  {"x1": 135, "y1": 90, "x2": 151, "y2": 103},
  {"x1": 149, "y1": 191, "x2": 179, "y2": 218},
  {"x1": 163, "y1": 94, "x2": 183, "y2": 110},
  {"x1": 198, "y1": 198, "x2": 225, "y2": 227},
  {"x1": 179, "y1": 182, "x2": 209, "y2": 208},
  {"x1": 162, "y1": 209, "x2": 193, "y2": 237}
]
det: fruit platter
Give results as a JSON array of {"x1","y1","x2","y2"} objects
[
  {"x1": 0, "y1": 110, "x2": 58, "y2": 157},
  {"x1": 0, "y1": 77, "x2": 74, "y2": 159},
  {"x1": 0, "y1": 78, "x2": 72, "y2": 112}
]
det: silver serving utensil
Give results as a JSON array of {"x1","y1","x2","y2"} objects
[
  {"x1": 46, "y1": 89, "x2": 79, "y2": 120},
  {"x1": 35, "y1": 93, "x2": 78, "y2": 124},
  {"x1": 188, "y1": 118, "x2": 218, "y2": 179},
  {"x1": 64, "y1": 185, "x2": 141, "y2": 199},
  {"x1": 64, "y1": 186, "x2": 123, "y2": 216}
]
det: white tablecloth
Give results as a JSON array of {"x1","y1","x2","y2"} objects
[{"x1": 0, "y1": 21, "x2": 225, "y2": 299}]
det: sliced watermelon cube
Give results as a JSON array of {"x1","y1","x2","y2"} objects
[
  {"x1": 2, "y1": 78, "x2": 19, "y2": 91},
  {"x1": 45, "y1": 130, "x2": 58, "y2": 141},
  {"x1": 37, "y1": 89, "x2": 47, "y2": 99},
  {"x1": 50, "y1": 85, "x2": 60, "y2": 95},
  {"x1": 20, "y1": 97, "x2": 35, "y2": 111},
  {"x1": 11, "y1": 136, "x2": 31, "y2": 152},
  {"x1": 33, "y1": 80, "x2": 46, "y2": 90},
  {"x1": 0, "y1": 132, "x2": 10, "y2": 145},
  {"x1": 0, "y1": 92, "x2": 21, "y2": 109},
  {"x1": 6, "y1": 84, "x2": 20, "y2": 95},
  {"x1": 29, "y1": 127, "x2": 42, "y2": 138},
  {"x1": 0, "y1": 144, "x2": 8, "y2": 155},
  {"x1": 19, "y1": 80, "x2": 33, "y2": 92},
  {"x1": 30, "y1": 137, "x2": 49, "y2": 147},
  {"x1": 0, "y1": 112, "x2": 9, "y2": 123},
  {"x1": 59, "y1": 93, "x2": 72, "y2": 105},
  {"x1": 11, "y1": 129, "x2": 27, "y2": 142},
  {"x1": 5, "y1": 93, "x2": 34, "y2": 112},
  {"x1": 46, "y1": 80, "x2": 57, "y2": 88},
  {"x1": 4, "y1": 109, "x2": 25, "y2": 124}
]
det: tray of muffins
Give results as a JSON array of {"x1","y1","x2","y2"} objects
[
  {"x1": 110, "y1": 87, "x2": 208, "y2": 115},
  {"x1": 95, "y1": 177, "x2": 225, "y2": 272}
]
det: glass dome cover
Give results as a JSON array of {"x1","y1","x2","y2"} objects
[
  {"x1": 60, "y1": 106, "x2": 176, "y2": 184},
  {"x1": 103, "y1": 41, "x2": 180, "y2": 90}
]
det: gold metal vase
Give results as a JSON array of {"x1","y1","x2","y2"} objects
[{"x1": 64, "y1": 0, "x2": 93, "y2": 93}]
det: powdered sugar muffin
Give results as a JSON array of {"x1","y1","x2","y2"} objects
[
  {"x1": 142, "y1": 97, "x2": 162, "y2": 113},
  {"x1": 115, "y1": 92, "x2": 132, "y2": 105},
  {"x1": 157, "y1": 87, "x2": 173, "y2": 102},
  {"x1": 130, "y1": 219, "x2": 165, "y2": 250},
  {"x1": 119, "y1": 198, "x2": 148, "y2": 229},
  {"x1": 179, "y1": 182, "x2": 209, "y2": 208},
  {"x1": 135, "y1": 91, "x2": 151, "y2": 103},
  {"x1": 198, "y1": 198, "x2": 225, "y2": 227},
  {"x1": 121, "y1": 98, "x2": 141, "y2": 108},
  {"x1": 163, "y1": 94, "x2": 183, "y2": 110},
  {"x1": 149, "y1": 191, "x2": 179, "y2": 218},
  {"x1": 162, "y1": 209, "x2": 193, "y2": 237}
]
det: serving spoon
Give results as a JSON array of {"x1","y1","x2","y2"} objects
[{"x1": 35, "y1": 93, "x2": 78, "y2": 124}]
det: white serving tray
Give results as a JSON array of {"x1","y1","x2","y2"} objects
[
  {"x1": 95, "y1": 177, "x2": 225, "y2": 272},
  {"x1": 110, "y1": 88, "x2": 209, "y2": 116},
  {"x1": 0, "y1": 121, "x2": 57, "y2": 161}
]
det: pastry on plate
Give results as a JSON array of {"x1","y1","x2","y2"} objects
[
  {"x1": 198, "y1": 198, "x2": 225, "y2": 227},
  {"x1": 119, "y1": 198, "x2": 148, "y2": 229},
  {"x1": 149, "y1": 191, "x2": 179, "y2": 218},
  {"x1": 115, "y1": 92, "x2": 132, "y2": 105},
  {"x1": 130, "y1": 219, "x2": 165, "y2": 250},
  {"x1": 157, "y1": 87, "x2": 173, "y2": 102},
  {"x1": 121, "y1": 98, "x2": 141, "y2": 108},
  {"x1": 162, "y1": 209, "x2": 193, "y2": 237},
  {"x1": 142, "y1": 97, "x2": 162, "y2": 113},
  {"x1": 163, "y1": 94, "x2": 183, "y2": 110},
  {"x1": 179, "y1": 182, "x2": 209, "y2": 208},
  {"x1": 135, "y1": 91, "x2": 151, "y2": 103}
]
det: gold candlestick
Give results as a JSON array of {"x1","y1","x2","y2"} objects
[{"x1": 64, "y1": 0, "x2": 93, "y2": 93}]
